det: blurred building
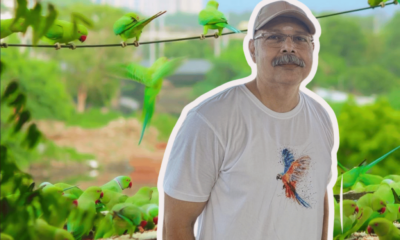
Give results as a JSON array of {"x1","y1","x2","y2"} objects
[{"x1": 91, "y1": 0, "x2": 203, "y2": 15}]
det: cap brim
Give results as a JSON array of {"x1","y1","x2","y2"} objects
[{"x1": 254, "y1": 9, "x2": 316, "y2": 36}]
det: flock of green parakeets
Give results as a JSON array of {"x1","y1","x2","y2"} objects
[
  {"x1": 332, "y1": 146, "x2": 400, "y2": 240},
  {"x1": 1, "y1": 176, "x2": 159, "y2": 240},
  {"x1": 1, "y1": 0, "x2": 241, "y2": 145},
  {"x1": 2, "y1": 0, "x2": 400, "y2": 240}
]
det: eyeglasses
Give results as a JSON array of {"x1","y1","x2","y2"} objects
[{"x1": 254, "y1": 32, "x2": 313, "y2": 49}]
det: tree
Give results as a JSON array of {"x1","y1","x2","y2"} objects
[
  {"x1": 41, "y1": 3, "x2": 140, "y2": 113},
  {"x1": 337, "y1": 97, "x2": 400, "y2": 176}
]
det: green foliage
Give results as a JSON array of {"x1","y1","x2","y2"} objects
[
  {"x1": 337, "y1": 98, "x2": 400, "y2": 176},
  {"x1": 1, "y1": 35, "x2": 75, "y2": 121}
]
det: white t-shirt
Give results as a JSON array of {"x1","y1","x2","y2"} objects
[{"x1": 163, "y1": 83, "x2": 334, "y2": 240}]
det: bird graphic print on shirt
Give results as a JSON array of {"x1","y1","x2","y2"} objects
[{"x1": 276, "y1": 148, "x2": 312, "y2": 208}]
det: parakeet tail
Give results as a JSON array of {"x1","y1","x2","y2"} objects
[
  {"x1": 362, "y1": 145, "x2": 400, "y2": 173},
  {"x1": 140, "y1": 11, "x2": 167, "y2": 28},
  {"x1": 294, "y1": 191, "x2": 311, "y2": 208},
  {"x1": 216, "y1": 23, "x2": 242, "y2": 33},
  {"x1": 138, "y1": 102, "x2": 155, "y2": 145}
]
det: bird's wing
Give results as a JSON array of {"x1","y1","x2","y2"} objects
[
  {"x1": 151, "y1": 57, "x2": 186, "y2": 85},
  {"x1": 198, "y1": 9, "x2": 227, "y2": 25},
  {"x1": 44, "y1": 23, "x2": 63, "y2": 40},
  {"x1": 113, "y1": 15, "x2": 138, "y2": 35},
  {"x1": 282, "y1": 148, "x2": 296, "y2": 174},
  {"x1": 126, "y1": 63, "x2": 152, "y2": 86},
  {"x1": 286, "y1": 156, "x2": 311, "y2": 182}
]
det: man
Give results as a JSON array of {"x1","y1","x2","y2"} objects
[{"x1": 161, "y1": 1, "x2": 337, "y2": 239}]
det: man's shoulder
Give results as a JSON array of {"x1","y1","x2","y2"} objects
[{"x1": 189, "y1": 83, "x2": 244, "y2": 119}]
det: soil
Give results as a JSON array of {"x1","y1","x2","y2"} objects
[{"x1": 31, "y1": 117, "x2": 166, "y2": 195}]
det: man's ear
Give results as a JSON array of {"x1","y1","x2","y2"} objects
[
  {"x1": 312, "y1": 41, "x2": 315, "y2": 51},
  {"x1": 249, "y1": 39, "x2": 256, "y2": 63}
]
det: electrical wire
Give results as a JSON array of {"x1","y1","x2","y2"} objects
[{"x1": 0, "y1": 1, "x2": 398, "y2": 49}]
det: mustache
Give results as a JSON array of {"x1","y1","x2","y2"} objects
[{"x1": 271, "y1": 54, "x2": 305, "y2": 68}]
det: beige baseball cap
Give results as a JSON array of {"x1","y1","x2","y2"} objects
[{"x1": 253, "y1": 1, "x2": 316, "y2": 38}]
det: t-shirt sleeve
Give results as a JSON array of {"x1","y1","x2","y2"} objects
[{"x1": 163, "y1": 110, "x2": 225, "y2": 202}]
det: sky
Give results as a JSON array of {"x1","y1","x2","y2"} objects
[{"x1": 213, "y1": 0, "x2": 399, "y2": 17}]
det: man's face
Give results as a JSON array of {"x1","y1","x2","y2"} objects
[{"x1": 249, "y1": 17, "x2": 314, "y2": 86}]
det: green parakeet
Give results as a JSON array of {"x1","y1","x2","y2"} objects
[
  {"x1": 368, "y1": 0, "x2": 398, "y2": 8},
  {"x1": 34, "y1": 219, "x2": 74, "y2": 240},
  {"x1": 333, "y1": 146, "x2": 400, "y2": 194},
  {"x1": 1, "y1": 18, "x2": 25, "y2": 39},
  {"x1": 125, "y1": 187, "x2": 153, "y2": 206},
  {"x1": 101, "y1": 176, "x2": 132, "y2": 193},
  {"x1": 381, "y1": 203, "x2": 400, "y2": 222},
  {"x1": 113, "y1": 11, "x2": 166, "y2": 47},
  {"x1": 384, "y1": 175, "x2": 400, "y2": 182},
  {"x1": 100, "y1": 189, "x2": 128, "y2": 210},
  {"x1": 198, "y1": 0, "x2": 241, "y2": 39},
  {"x1": 110, "y1": 203, "x2": 144, "y2": 238},
  {"x1": 141, "y1": 203, "x2": 159, "y2": 227},
  {"x1": 67, "y1": 186, "x2": 103, "y2": 240},
  {"x1": 368, "y1": 218, "x2": 400, "y2": 240},
  {"x1": 357, "y1": 193, "x2": 386, "y2": 212},
  {"x1": 40, "y1": 185, "x2": 71, "y2": 228},
  {"x1": 94, "y1": 212, "x2": 114, "y2": 239},
  {"x1": 124, "y1": 57, "x2": 186, "y2": 144},
  {"x1": 333, "y1": 199, "x2": 353, "y2": 239},
  {"x1": 149, "y1": 187, "x2": 159, "y2": 205},
  {"x1": 54, "y1": 182, "x2": 83, "y2": 198},
  {"x1": 42, "y1": 20, "x2": 88, "y2": 50},
  {"x1": 358, "y1": 173, "x2": 384, "y2": 186},
  {"x1": 374, "y1": 182, "x2": 395, "y2": 205},
  {"x1": 336, "y1": 206, "x2": 373, "y2": 240}
]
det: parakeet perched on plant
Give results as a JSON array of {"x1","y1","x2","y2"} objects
[
  {"x1": 1, "y1": 18, "x2": 25, "y2": 39},
  {"x1": 67, "y1": 186, "x2": 103, "y2": 240},
  {"x1": 368, "y1": 218, "x2": 400, "y2": 240},
  {"x1": 333, "y1": 146, "x2": 400, "y2": 194},
  {"x1": 101, "y1": 176, "x2": 132, "y2": 193},
  {"x1": 42, "y1": 20, "x2": 88, "y2": 50},
  {"x1": 123, "y1": 57, "x2": 186, "y2": 144},
  {"x1": 198, "y1": 0, "x2": 241, "y2": 39},
  {"x1": 368, "y1": 0, "x2": 398, "y2": 8},
  {"x1": 113, "y1": 11, "x2": 166, "y2": 48}
]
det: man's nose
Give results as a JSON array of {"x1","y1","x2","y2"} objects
[{"x1": 281, "y1": 36, "x2": 296, "y2": 53}]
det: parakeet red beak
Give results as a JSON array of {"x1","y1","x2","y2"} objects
[
  {"x1": 100, "y1": 192, "x2": 104, "y2": 198},
  {"x1": 79, "y1": 35, "x2": 87, "y2": 42},
  {"x1": 73, "y1": 200, "x2": 78, "y2": 206},
  {"x1": 140, "y1": 220, "x2": 147, "y2": 228},
  {"x1": 367, "y1": 226, "x2": 374, "y2": 234},
  {"x1": 153, "y1": 216, "x2": 158, "y2": 225},
  {"x1": 128, "y1": 182, "x2": 132, "y2": 188},
  {"x1": 379, "y1": 207, "x2": 386, "y2": 214},
  {"x1": 95, "y1": 199, "x2": 101, "y2": 204},
  {"x1": 355, "y1": 206, "x2": 359, "y2": 214}
]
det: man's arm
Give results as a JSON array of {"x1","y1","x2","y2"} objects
[
  {"x1": 321, "y1": 190, "x2": 329, "y2": 240},
  {"x1": 163, "y1": 193, "x2": 208, "y2": 240}
]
